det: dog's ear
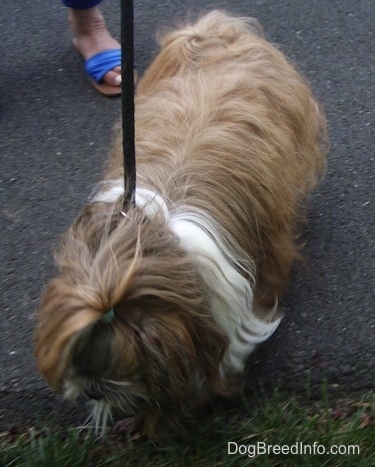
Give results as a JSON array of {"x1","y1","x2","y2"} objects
[
  {"x1": 35, "y1": 277, "x2": 138, "y2": 390},
  {"x1": 138, "y1": 314, "x2": 197, "y2": 402},
  {"x1": 135, "y1": 311, "x2": 229, "y2": 406},
  {"x1": 35, "y1": 277, "x2": 113, "y2": 389},
  {"x1": 35, "y1": 278, "x2": 144, "y2": 388}
]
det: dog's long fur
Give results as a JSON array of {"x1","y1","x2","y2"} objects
[{"x1": 35, "y1": 11, "x2": 326, "y2": 435}]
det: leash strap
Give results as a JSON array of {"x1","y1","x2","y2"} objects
[{"x1": 121, "y1": 0, "x2": 136, "y2": 207}]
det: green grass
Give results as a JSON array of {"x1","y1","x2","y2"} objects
[{"x1": 1, "y1": 388, "x2": 374, "y2": 467}]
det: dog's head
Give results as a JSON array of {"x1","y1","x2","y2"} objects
[{"x1": 35, "y1": 202, "x2": 228, "y2": 434}]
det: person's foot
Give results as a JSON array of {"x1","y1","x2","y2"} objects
[{"x1": 68, "y1": 6, "x2": 121, "y2": 88}]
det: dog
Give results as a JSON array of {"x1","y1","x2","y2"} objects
[{"x1": 35, "y1": 11, "x2": 326, "y2": 436}]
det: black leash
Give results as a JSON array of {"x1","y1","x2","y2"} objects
[{"x1": 121, "y1": 0, "x2": 136, "y2": 207}]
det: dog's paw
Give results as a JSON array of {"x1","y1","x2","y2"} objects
[{"x1": 112, "y1": 416, "x2": 144, "y2": 440}]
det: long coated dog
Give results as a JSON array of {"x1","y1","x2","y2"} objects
[{"x1": 35, "y1": 11, "x2": 326, "y2": 435}]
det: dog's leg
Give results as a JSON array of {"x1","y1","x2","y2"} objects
[{"x1": 254, "y1": 230, "x2": 300, "y2": 313}]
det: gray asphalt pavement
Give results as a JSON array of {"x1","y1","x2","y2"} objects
[{"x1": 1, "y1": 0, "x2": 374, "y2": 430}]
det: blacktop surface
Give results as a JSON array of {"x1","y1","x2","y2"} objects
[{"x1": 1, "y1": 0, "x2": 374, "y2": 431}]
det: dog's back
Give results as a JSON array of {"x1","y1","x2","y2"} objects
[{"x1": 110, "y1": 10, "x2": 326, "y2": 308}]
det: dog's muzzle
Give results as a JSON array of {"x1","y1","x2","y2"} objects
[{"x1": 84, "y1": 385, "x2": 103, "y2": 400}]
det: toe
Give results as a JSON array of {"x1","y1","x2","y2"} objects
[{"x1": 102, "y1": 69, "x2": 122, "y2": 86}]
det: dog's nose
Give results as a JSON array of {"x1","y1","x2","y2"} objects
[{"x1": 84, "y1": 386, "x2": 103, "y2": 400}]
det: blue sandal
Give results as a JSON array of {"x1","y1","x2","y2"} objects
[{"x1": 84, "y1": 49, "x2": 122, "y2": 97}]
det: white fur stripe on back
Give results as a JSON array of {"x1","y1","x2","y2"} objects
[
  {"x1": 92, "y1": 179, "x2": 169, "y2": 219},
  {"x1": 170, "y1": 211, "x2": 282, "y2": 374}
]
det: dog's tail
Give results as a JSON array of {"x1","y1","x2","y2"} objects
[{"x1": 137, "y1": 10, "x2": 263, "y2": 92}]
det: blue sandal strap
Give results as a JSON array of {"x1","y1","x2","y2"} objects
[{"x1": 84, "y1": 49, "x2": 121, "y2": 83}]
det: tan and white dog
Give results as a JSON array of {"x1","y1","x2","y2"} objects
[{"x1": 35, "y1": 11, "x2": 326, "y2": 435}]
